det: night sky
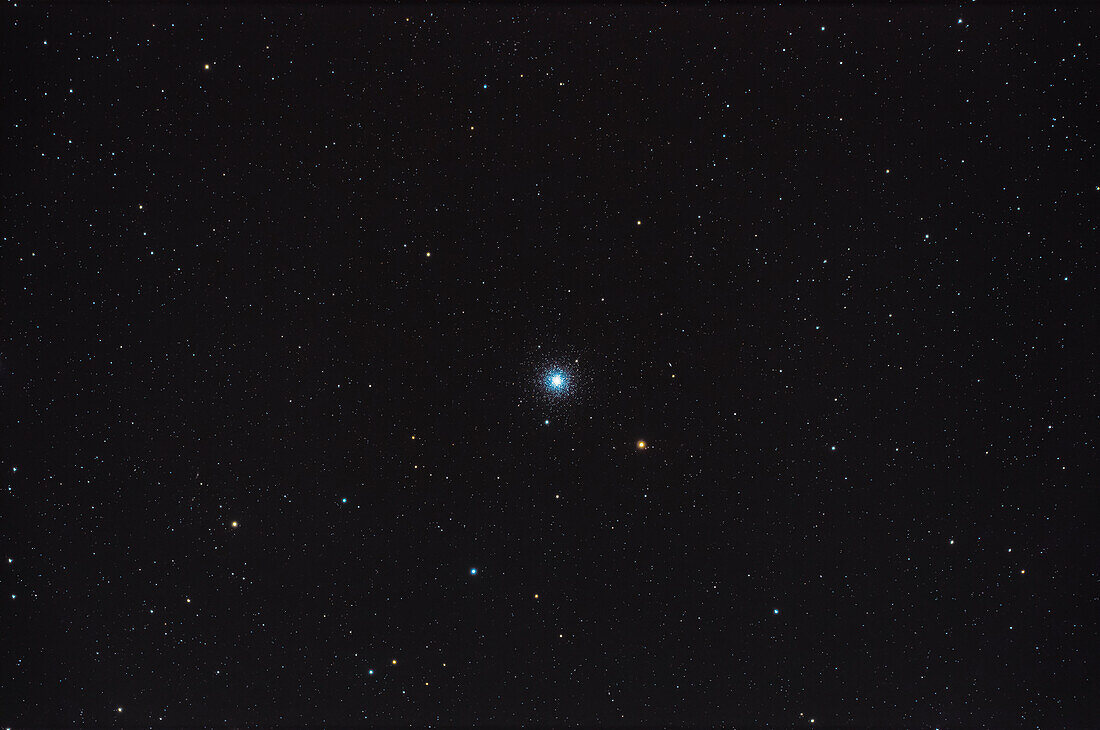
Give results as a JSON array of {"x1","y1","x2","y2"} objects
[{"x1": 3, "y1": 5, "x2": 1096, "y2": 728}]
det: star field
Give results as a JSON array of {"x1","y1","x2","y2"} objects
[{"x1": 3, "y1": 5, "x2": 1096, "y2": 728}]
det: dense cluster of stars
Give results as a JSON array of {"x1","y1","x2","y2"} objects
[{"x1": 544, "y1": 369, "x2": 568, "y2": 394}]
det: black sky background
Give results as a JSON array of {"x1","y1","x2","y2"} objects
[{"x1": 3, "y1": 5, "x2": 1096, "y2": 728}]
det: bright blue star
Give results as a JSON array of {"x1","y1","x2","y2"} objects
[{"x1": 470, "y1": 567, "x2": 478, "y2": 576}]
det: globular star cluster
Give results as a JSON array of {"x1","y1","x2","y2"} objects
[
  {"x1": 4, "y1": 5, "x2": 1094, "y2": 729},
  {"x1": 532, "y1": 361, "x2": 582, "y2": 428},
  {"x1": 543, "y1": 368, "x2": 570, "y2": 395}
]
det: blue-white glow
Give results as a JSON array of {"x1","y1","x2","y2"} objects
[
  {"x1": 544, "y1": 369, "x2": 568, "y2": 393},
  {"x1": 470, "y1": 567, "x2": 478, "y2": 576}
]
